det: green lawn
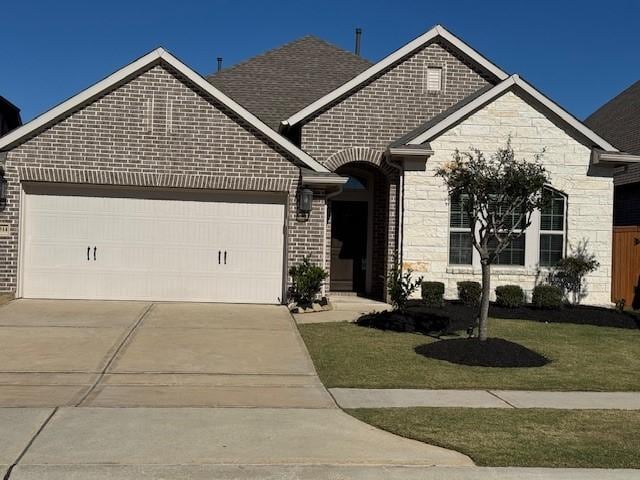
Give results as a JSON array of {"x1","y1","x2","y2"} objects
[
  {"x1": 348, "y1": 407, "x2": 640, "y2": 468},
  {"x1": 298, "y1": 319, "x2": 640, "y2": 390}
]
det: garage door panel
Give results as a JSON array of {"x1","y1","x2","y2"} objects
[{"x1": 23, "y1": 190, "x2": 285, "y2": 303}]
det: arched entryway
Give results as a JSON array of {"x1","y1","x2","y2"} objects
[{"x1": 329, "y1": 162, "x2": 391, "y2": 300}]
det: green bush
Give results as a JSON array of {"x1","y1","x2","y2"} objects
[
  {"x1": 532, "y1": 284, "x2": 563, "y2": 310},
  {"x1": 422, "y1": 281, "x2": 445, "y2": 307},
  {"x1": 548, "y1": 241, "x2": 599, "y2": 305},
  {"x1": 495, "y1": 285, "x2": 524, "y2": 308},
  {"x1": 288, "y1": 257, "x2": 328, "y2": 307},
  {"x1": 457, "y1": 281, "x2": 481, "y2": 306}
]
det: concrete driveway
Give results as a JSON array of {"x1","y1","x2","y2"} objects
[
  {"x1": 0, "y1": 300, "x2": 473, "y2": 478},
  {"x1": 0, "y1": 300, "x2": 332, "y2": 408}
]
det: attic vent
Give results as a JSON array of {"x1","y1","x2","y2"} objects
[{"x1": 426, "y1": 67, "x2": 443, "y2": 93}]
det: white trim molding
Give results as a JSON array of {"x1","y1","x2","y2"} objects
[
  {"x1": 406, "y1": 74, "x2": 618, "y2": 152},
  {"x1": 281, "y1": 24, "x2": 509, "y2": 128},
  {"x1": 0, "y1": 48, "x2": 330, "y2": 174}
]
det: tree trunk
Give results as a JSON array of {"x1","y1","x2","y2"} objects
[{"x1": 479, "y1": 260, "x2": 491, "y2": 341}]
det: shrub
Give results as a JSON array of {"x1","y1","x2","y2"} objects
[
  {"x1": 288, "y1": 257, "x2": 328, "y2": 307},
  {"x1": 422, "y1": 281, "x2": 445, "y2": 307},
  {"x1": 387, "y1": 256, "x2": 423, "y2": 313},
  {"x1": 457, "y1": 281, "x2": 481, "y2": 306},
  {"x1": 532, "y1": 284, "x2": 563, "y2": 309},
  {"x1": 548, "y1": 241, "x2": 599, "y2": 305},
  {"x1": 495, "y1": 285, "x2": 524, "y2": 308}
]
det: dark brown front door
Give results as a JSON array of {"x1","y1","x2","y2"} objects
[{"x1": 330, "y1": 201, "x2": 368, "y2": 292}]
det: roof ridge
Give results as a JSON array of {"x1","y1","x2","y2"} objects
[{"x1": 207, "y1": 35, "x2": 369, "y2": 79}]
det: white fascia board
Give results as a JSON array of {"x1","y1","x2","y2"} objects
[
  {"x1": 0, "y1": 48, "x2": 166, "y2": 151},
  {"x1": 512, "y1": 76, "x2": 618, "y2": 152},
  {"x1": 408, "y1": 76, "x2": 517, "y2": 144},
  {"x1": 408, "y1": 75, "x2": 618, "y2": 152},
  {"x1": 302, "y1": 174, "x2": 349, "y2": 186},
  {"x1": 0, "y1": 48, "x2": 329, "y2": 173},
  {"x1": 283, "y1": 25, "x2": 509, "y2": 128},
  {"x1": 592, "y1": 150, "x2": 640, "y2": 166}
]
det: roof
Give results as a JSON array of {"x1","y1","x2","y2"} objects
[
  {"x1": 585, "y1": 80, "x2": 640, "y2": 155},
  {"x1": 396, "y1": 74, "x2": 617, "y2": 152},
  {"x1": 207, "y1": 36, "x2": 372, "y2": 130},
  {"x1": 0, "y1": 48, "x2": 329, "y2": 173},
  {"x1": 282, "y1": 24, "x2": 509, "y2": 129}
]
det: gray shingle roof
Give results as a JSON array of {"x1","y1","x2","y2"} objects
[
  {"x1": 207, "y1": 36, "x2": 372, "y2": 130},
  {"x1": 585, "y1": 80, "x2": 640, "y2": 155}
]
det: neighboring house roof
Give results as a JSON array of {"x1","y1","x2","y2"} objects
[
  {"x1": 0, "y1": 48, "x2": 330, "y2": 173},
  {"x1": 207, "y1": 36, "x2": 372, "y2": 130},
  {"x1": 0, "y1": 96, "x2": 22, "y2": 136},
  {"x1": 282, "y1": 24, "x2": 510, "y2": 129},
  {"x1": 585, "y1": 80, "x2": 640, "y2": 155},
  {"x1": 394, "y1": 74, "x2": 618, "y2": 153}
]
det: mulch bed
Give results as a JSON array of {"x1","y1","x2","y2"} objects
[
  {"x1": 407, "y1": 300, "x2": 640, "y2": 331},
  {"x1": 356, "y1": 300, "x2": 640, "y2": 336},
  {"x1": 414, "y1": 337, "x2": 551, "y2": 368}
]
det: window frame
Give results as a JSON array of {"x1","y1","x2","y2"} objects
[
  {"x1": 538, "y1": 187, "x2": 567, "y2": 267},
  {"x1": 448, "y1": 193, "x2": 473, "y2": 265}
]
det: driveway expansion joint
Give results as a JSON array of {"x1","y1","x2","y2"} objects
[{"x1": 74, "y1": 303, "x2": 155, "y2": 406}]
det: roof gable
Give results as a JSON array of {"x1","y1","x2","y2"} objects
[
  {"x1": 398, "y1": 75, "x2": 617, "y2": 151},
  {"x1": 208, "y1": 36, "x2": 372, "y2": 130},
  {"x1": 0, "y1": 48, "x2": 329, "y2": 173},
  {"x1": 282, "y1": 25, "x2": 509, "y2": 129}
]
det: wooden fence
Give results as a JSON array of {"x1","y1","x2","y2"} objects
[{"x1": 611, "y1": 226, "x2": 640, "y2": 306}]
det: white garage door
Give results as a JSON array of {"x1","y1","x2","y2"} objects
[{"x1": 21, "y1": 186, "x2": 286, "y2": 303}]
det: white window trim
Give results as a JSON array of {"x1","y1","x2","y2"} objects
[{"x1": 447, "y1": 189, "x2": 567, "y2": 271}]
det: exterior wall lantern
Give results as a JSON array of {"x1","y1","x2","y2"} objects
[
  {"x1": 0, "y1": 166, "x2": 7, "y2": 211},
  {"x1": 297, "y1": 187, "x2": 314, "y2": 221}
]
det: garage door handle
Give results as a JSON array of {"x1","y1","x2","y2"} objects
[
  {"x1": 218, "y1": 251, "x2": 221, "y2": 265},
  {"x1": 87, "y1": 246, "x2": 90, "y2": 261},
  {"x1": 93, "y1": 246, "x2": 97, "y2": 261},
  {"x1": 224, "y1": 251, "x2": 227, "y2": 264}
]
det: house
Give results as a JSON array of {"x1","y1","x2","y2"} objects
[
  {"x1": 0, "y1": 25, "x2": 635, "y2": 305},
  {"x1": 0, "y1": 96, "x2": 22, "y2": 137},
  {"x1": 586, "y1": 80, "x2": 640, "y2": 226},
  {"x1": 586, "y1": 81, "x2": 640, "y2": 304}
]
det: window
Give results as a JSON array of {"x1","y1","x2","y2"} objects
[
  {"x1": 449, "y1": 194, "x2": 473, "y2": 264},
  {"x1": 426, "y1": 67, "x2": 443, "y2": 92},
  {"x1": 489, "y1": 235, "x2": 526, "y2": 266},
  {"x1": 539, "y1": 188, "x2": 566, "y2": 266}
]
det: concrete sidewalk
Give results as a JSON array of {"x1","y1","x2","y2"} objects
[
  {"x1": 330, "y1": 388, "x2": 640, "y2": 410},
  {"x1": 8, "y1": 465, "x2": 640, "y2": 479}
]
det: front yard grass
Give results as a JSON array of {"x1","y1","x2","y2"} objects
[
  {"x1": 298, "y1": 319, "x2": 640, "y2": 390},
  {"x1": 348, "y1": 407, "x2": 640, "y2": 468}
]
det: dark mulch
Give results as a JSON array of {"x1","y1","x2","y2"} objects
[
  {"x1": 415, "y1": 338, "x2": 551, "y2": 368},
  {"x1": 404, "y1": 300, "x2": 640, "y2": 330}
]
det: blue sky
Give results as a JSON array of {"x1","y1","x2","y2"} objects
[{"x1": 3, "y1": 0, "x2": 639, "y2": 122}]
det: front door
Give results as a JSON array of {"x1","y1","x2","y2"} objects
[{"x1": 330, "y1": 201, "x2": 367, "y2": 293}]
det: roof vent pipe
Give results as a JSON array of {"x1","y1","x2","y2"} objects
[
  {"x1": 217, "y1": 57, "x2": 223, "y2": 73},
  {"x1": 355, "y1": 28, "x2": 362, "y2": 56}
]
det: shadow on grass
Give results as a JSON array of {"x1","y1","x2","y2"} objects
[{"x1": 414, "y1": 338, "x2": 551, "y2": 368}]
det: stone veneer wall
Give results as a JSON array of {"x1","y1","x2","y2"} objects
[
  {"x1": 402, "y1": 90, "x2": 614, "y2": 305},
  {"x1": 0, "y1": 63, "x2": 325, "y2": 297}
]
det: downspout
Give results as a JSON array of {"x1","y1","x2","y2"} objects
[
  {"x1": 385, "y1": 152, "x2": 404, "y2": 268},
  {"x1": 322, "y1": 185, "x2": 345, "y2": 297}
]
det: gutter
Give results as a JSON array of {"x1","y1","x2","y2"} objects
[{"x1": 591, "y1": 149, "x2": 640, "y2": 167}]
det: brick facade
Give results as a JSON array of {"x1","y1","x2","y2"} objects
[
  {"x1": 0, "y1": 63, "x2": 324, "y2": 296},
  {"x1": 402, "y1": 91, "x2": 614, "y2": 305}
]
